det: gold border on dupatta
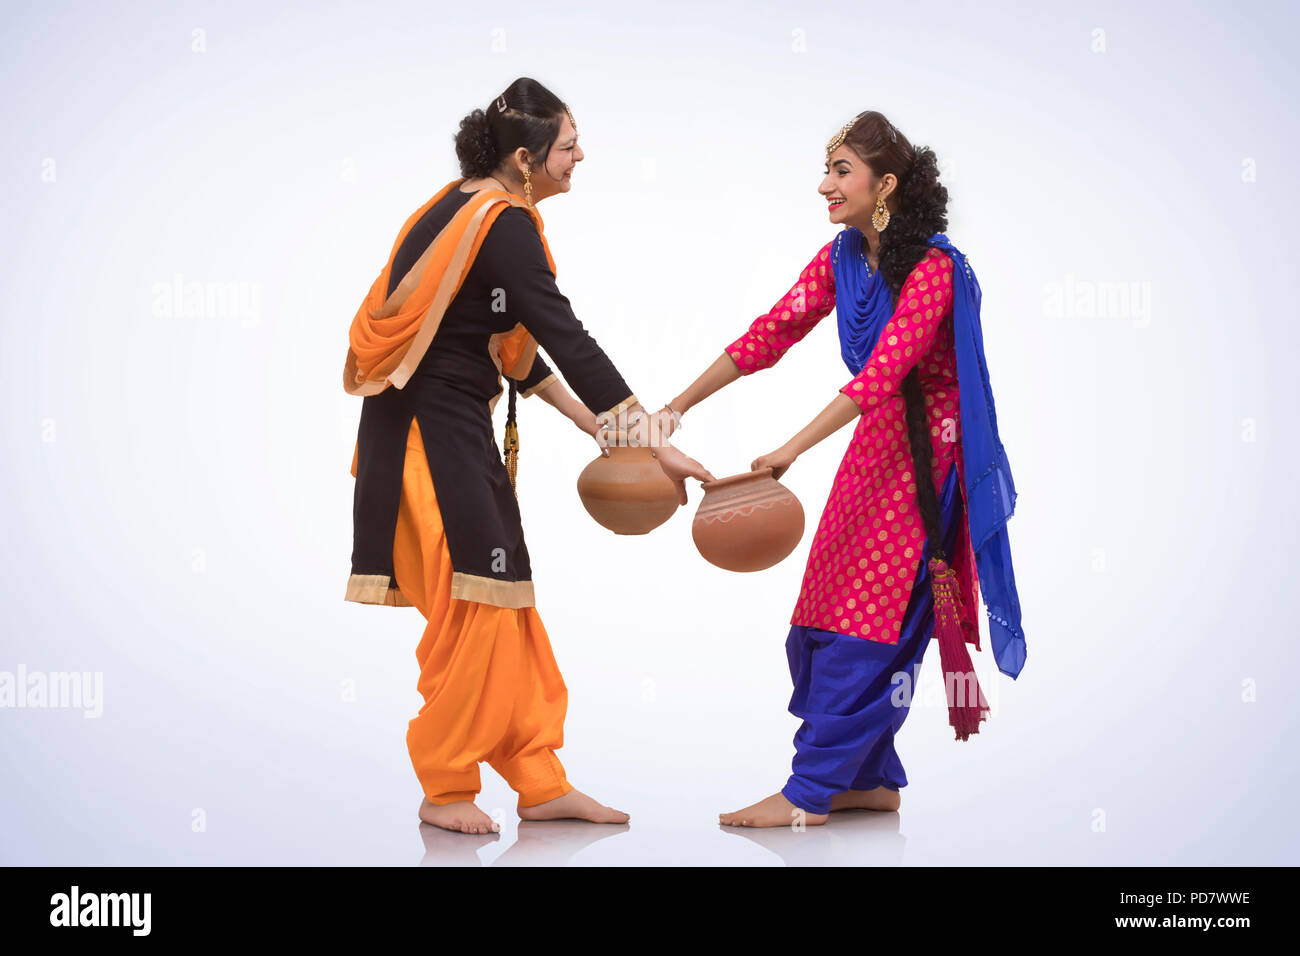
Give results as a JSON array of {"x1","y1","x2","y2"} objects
[{"x1": 345, "y1": 189, "x2": 526, "y2": 397}]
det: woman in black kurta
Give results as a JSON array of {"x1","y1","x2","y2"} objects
[
  {"x1": 343, "y1": 80, "x2": 712, "y2": 835},
  {"x1": 348, "y1": 184, "x2": 637, "y2": 610},
  {"x1": 348, "y1": 179, "x2": 648, "y2": 830}
]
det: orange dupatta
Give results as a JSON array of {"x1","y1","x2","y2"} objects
[{"x1": 343, "y1": 178, "x2": 552, "y2": 399}]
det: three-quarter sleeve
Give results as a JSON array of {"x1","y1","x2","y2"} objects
[
  {"x1": 508, "y1": 351, "x2": 558, "y2": 398},
  {"x1": 724, "y1": 240, "x2": 836, "y2": 374},
  {"x1": 478, "y1": 207, "x2": 636, "y2": 418},
  {"x1": 839, "y1": 248, "x2": 954, "y2": 414}
]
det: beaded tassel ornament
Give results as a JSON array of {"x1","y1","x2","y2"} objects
[
  {"x1": 504, "y1": 379, "x2": 519, "y2": 497},
  {"x1": 927, "y1": 556, "x2": 990, "y2": 740}
]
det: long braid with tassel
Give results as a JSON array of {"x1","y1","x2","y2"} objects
[
  {"x1": 901, "y1": 361, "x2": 990, "y2": 740},
  {"x1": 504, "y1": 379, "x2": 519, "y2": 497}
]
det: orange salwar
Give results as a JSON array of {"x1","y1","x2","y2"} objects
[{"x1": 391, "y1": 416, "x2": 574, "y2": 808}]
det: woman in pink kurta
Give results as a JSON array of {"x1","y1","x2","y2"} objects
[
  {"x1": 651, "y1": 111, "x2": 1026, "y2": 827},
  {"x1": 723, "y1": 241, "x2": 980, "y2": 648}
]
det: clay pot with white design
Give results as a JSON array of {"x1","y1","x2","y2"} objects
[
  {"x1": 691, "y1": 466, "x2": 805, "y2": 572},
  {"x1": 576, "y1": 430, "x2": 680, "y2": 534}
]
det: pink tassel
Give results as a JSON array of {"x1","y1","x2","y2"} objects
[{"x1": 928, "y1": 557, "x2": 990, "y2": 741}]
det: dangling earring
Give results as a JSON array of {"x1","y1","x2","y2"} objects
[
  {"x1": 872, "y1": 195, "x2": 890, "y2": 231},
  {"x1": 523, "y1": 165, "x2": 534, "y2": 209}
]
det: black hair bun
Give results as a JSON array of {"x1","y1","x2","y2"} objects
[{"x1": 454, "y1": 108, "x2": 497, "y2": 178}]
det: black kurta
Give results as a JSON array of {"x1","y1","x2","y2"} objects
[{"x1": 346, "y1": 186, "x2": 637, "y2": 609}]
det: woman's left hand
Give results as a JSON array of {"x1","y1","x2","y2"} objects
[
  {"x1": 653, "y1": 443, "x2": 715, "y2": 506},
  {"x1": 751, "y1": 445, "x2": 797, "y2": 481}
]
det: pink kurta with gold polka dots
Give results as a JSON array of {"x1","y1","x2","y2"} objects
[{"x1": 725, "y1": 241, "x2": 981, "y2": 648}]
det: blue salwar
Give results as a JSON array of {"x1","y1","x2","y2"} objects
[{"x1": 782, "y1": 461, "x2": 964, "y2": 815}]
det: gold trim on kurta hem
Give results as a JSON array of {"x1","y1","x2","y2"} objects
[
  {"x1": 450, "y1": 572, "x2": 536, "y2": 609},
  {"x1": 345, "y1": 573, "x2": 414, "y2": 607},
  {"x1": 520, "y1": 373, "x2": 558, "y2": 398}
]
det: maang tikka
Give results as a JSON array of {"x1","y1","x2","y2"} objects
[
  {"x1": 825, "y1": 112, "x2": 865, "y2": 160},
  {"x1": 826, "y1": 112, "x2": 898, "y2": 159}
]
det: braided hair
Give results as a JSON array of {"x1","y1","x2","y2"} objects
[
  {"x1": 452, "y1": 78, "x2": 572, "y2": 495},
  {"x1": 840, "y1": 112, "x2": 952, "y2": 562}
]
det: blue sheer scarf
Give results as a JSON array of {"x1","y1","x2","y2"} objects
[{"x1": 830, "y1": 227, "x2": 1026, "y2": 679}]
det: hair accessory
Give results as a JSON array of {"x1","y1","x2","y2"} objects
[
  {"x1": 496, "y1": 94, "x2": 508, "y2": 113},
  {"x1": 826, "y1": 111, "x2": 868, "y2": 159},
  {"x1": 886, "y1": 124, "x2": 898, "y2": 144}
]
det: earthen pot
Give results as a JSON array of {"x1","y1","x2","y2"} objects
[
  {"x1": 576, "y1": 430, "x2": 679, "y2": 535},
  {"x1": 692, "y1": 466, "x2": 804, "y2": 572}
]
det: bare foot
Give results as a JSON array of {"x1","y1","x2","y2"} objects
[
  {"x1": 830, "y1": 786, "x2": 902, "y2": 812},
  {"x1": 517, "y1": 788, "x2": 629, "y2": 823},
  {"x1": 418, "y1": 797, "x2": 499, "y2": 834},
  {"x1": 719, "y1": 792, "x2": 828, "y2": 828}
]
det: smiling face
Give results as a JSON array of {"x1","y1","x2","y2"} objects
[
  {"x1": 819, "y1": 145, "x2": 895, "y2": 232},
  {"x1": 508, "y1": 113, "x2": 583, "y2": 203}
]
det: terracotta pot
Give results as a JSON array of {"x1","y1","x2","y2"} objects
[
  {"x1": 576, "y1": 431, "x2": 679, "y2": 535},
  {"x1": 692, "y1": 466, "x2": 804, "y2": 572}
]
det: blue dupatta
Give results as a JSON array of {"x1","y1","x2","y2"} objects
[{"x1": 830, "y1": 227, "x2": 1026, "y2": 679}]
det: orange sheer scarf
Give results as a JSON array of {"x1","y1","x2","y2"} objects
[{"x1": 343, "y1": 178, "x2": 554, "y2": 397}]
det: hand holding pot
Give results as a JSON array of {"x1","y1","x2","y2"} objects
[
  {"x1": 750, "y1": 445, "x2": 798, "y2": 481},
  {"x1": 587, "y1": 420, "x2": 612, "y2": 458},
  {"x1": 653, "y1": 442, "x2": 715, "y2": 506}
]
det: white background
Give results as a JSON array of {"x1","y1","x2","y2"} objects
[{"x1": 2, "y1": 0, "x2": 1295, "y2": 865}]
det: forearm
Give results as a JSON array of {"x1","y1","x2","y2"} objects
[
  {"x1": 783, "y1": 393, "x2": 861, "y2": 457},
  {"x1": 670, "y1": 352, "x2": 742, "y2": 415},
  {"x1": 536, "y1": 379, "x2": 597, "y2": 432},
  {"x1": 539, "y1": 380, "x2": 644, "y2": 435}
]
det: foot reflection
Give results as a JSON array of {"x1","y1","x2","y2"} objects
[
  {"x1": 417, "y1": 819, "x2": 630, "y2": 866},
  {"x1": 494, "y1": 820, "x2": 629, "y2": 865},
  {"x1": 717, "y1": 809, "x2": 906, "y2": 866},
  {"x1": 418, "y1": 823, "x2": 501, "y2": 866}
]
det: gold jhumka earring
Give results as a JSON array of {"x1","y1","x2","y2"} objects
[
  {"x1": 872, "y1": 195, "x2": 890, "y2": 231},
  {"x1": 522, "y1": 165, "x2": 533, "y2": 208}
]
